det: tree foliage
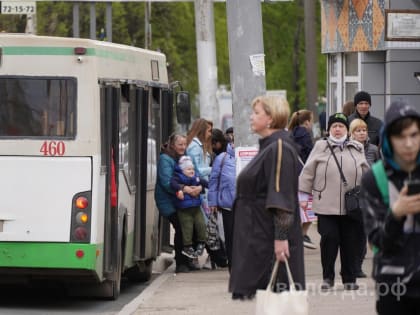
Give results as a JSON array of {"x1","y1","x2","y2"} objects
[{"x1": 0, "y1": 1, "x2": 325, "y2": 110}]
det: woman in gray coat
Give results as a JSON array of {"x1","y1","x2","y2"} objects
[{"x1": 299, "y1": 113, "x2": 369, "y2": 290}]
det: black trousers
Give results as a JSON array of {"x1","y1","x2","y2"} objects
[
  {"x1": 377, "y1": 290, "x2": 420, "y2": 315},
  {"x1": 317, "y1": 214, "x2": 362, "y2": 283},
  {"x1": 221, "y1": 208, "x2": 233, "y2": 271}
]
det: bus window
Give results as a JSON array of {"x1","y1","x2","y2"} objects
[{"x1": 0, "y1": 77, "x2": 76, "y2": 138}]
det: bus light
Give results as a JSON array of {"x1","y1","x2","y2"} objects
[
  {"x1": 75, "y1": 196, "x2": 88, "y2": 209},
  {"x1": 75, "y1": 250, "x2": 84, "y2": 258},
  {"x1": 74, "y1": 227, "x2": 88, "y2": 240},
  {"x1": 76, "y1": 212, "x2": 89, "y2": 224},
  {"x1": 74, "y1": 47, "x2": 87, "y2": 55}
]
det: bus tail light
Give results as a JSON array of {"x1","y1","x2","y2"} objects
[
  {"x1": 70, "y1": 191, "x2": 92, "y2": 243},
  {"x1": 75, "y1": 196, "x2": 88, "y2": 209}
]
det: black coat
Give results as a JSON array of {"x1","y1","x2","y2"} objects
[{"x1": 228, "y1": 130, "x2": 305, "y2": 295}]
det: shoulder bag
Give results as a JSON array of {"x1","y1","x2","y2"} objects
[{"x1": 326, "y1": 141, "x2": 361, "y2": 219}]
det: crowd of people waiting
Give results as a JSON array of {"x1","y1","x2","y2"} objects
[{"x1": 154, "y1": 90, "x2": 420, "y2": 315}]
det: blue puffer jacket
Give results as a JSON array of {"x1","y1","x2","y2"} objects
[
  {"x1": 208, "y1": 143, "x2": 236, "y2": 209},
  {"x1": 155, "y1": 153, "x2": 177, "y2": 217},
  {"x1": 170, "y1": 166, "x2": 204, "y2": 209}
]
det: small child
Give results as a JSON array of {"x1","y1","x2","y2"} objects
[{"x1": 170, "y1": 155, "x2": 208, "y2": 259}]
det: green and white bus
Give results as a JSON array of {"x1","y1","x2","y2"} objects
[{"x1": 0, "y1": 34, "x2": 188, "y2": 299}]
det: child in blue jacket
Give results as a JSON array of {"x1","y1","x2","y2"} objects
[{"x1": 171, "y1": 155, "x2": 208, "y2": 258}]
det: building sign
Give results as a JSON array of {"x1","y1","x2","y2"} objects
[
  {"x1": 2, "y1": 1, "x2": 36, "y2": 14},
  {"x1": 386, "y1": 10, "x2": 420, "y2": 41}
]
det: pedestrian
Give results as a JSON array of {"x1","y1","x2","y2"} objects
[
  {"x1": 350, "y1": 118, "x2": 380, "y2": 166},
  {"x1": 225, "y1": 126, "x2": 234, "y2": 143},
  {"x1": 187, "y1": 118, "x2": 213, "y2": 181},
  {"x1": 170, "y1": 155, "x2": 207, "y2": 259},
  {"x1": 361, "y1": 100, "x2": 420, "y2": 315},
  {"x1": 348, "y1": 91, "x2": 383, "y2": 146},
  {"x1": 186, "y1": 118, "x2": 217, "y2": 268},
  {"x1": 211, "y1": 128, "x2": 227, "y2": 159},
  {"x1": 342, "y1": 100, "x2": 355, "y2": 117},
  {"x1": 349, "y1": 118, "x2": 380, "y2": 278},
  {"x1": 229, "y1": 95, "x2": 305, "y2": 300},
  {"x1": 208, "y1": 134, "x2": 235, "y2": 271},
  {"x1": 155, "y1": 133, "x2": 202, "y2": 273},
  {"x1": 299, "y1": 112, "x2": 369, "y2": 290},
  {"x1": 288, "y1": 109, "x2": 317, "y2": 250}
]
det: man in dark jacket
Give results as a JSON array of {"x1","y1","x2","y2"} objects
[
  {"x1": 361, "y1": 100, "x2": 420, "y2": 314},
  {"x1": 348, "y1": 91, "x2": 383, "y2": 146}
]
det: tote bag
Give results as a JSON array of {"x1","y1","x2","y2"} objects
[{"x1": 255, "y1": 258, "x2": 308, "y2": 315}]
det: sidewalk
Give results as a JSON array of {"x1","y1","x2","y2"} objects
[{"x1": 122, "y1": 225, "x2": 376, "y2": 315}]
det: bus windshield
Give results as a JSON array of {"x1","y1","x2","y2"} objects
[{"x1": 0, "y1": 77, "x2": 76, "y2": 138}]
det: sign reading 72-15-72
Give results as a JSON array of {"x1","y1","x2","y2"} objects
[{"x1": 1, "y1": 1, "x2": 36, "y2": 14}]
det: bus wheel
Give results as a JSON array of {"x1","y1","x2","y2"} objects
[{"x1": 125, "y1": 260, "x2": 153, "y2": 282}]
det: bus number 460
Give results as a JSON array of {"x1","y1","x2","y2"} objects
[{"x1": 40, "y1": 141, "x2": 66, "y2": 156}]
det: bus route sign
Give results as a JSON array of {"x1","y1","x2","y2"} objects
[{"x1": 1, "y1": 1, "x2": 36, "y2": 14}]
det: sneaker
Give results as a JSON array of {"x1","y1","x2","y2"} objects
[
  {"x1": 303, "y1": 235, "x2": 317, "y2": 249},
  {"x1": 195, "y1": 243, "x2": 205, "y2": 256},
  {"x1": 343, "y1": 283, "x2": 359, "y2": 290},
  {"x1": 182, "y1": 246, "x2": 197, "y2": 259},
  {"x1": 321, "y1": 279, "x2": 334, "y2": 291}
]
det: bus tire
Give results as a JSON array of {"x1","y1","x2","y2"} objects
[{"x1": 125, "y1": 259, "x2": 153, "y2": 282}]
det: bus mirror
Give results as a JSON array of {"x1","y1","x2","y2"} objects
[{"x1": 176, "y1": 91, "x2": 191, "y2": 124}]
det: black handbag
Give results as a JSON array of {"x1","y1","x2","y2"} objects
[{"x1": 326, "y1": 141, "x2": 362, "y2": 219}]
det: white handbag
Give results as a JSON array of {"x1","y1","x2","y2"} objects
[{"x1": 255, "y1": 258, "x2": 308, "y2": 315}]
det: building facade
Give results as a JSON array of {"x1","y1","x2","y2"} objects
[{"x1": 321, "y1": 0, "x2": 420, "y2": 119}]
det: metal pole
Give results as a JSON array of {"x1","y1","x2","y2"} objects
[
  {"x1": 90, "y1": 2, "x2": 96, "y2": 40},
  {"x1": 226, "y1": 0, "x2": 266, "y2": 147},
  {"x1": 304, "y1": 0, "x2": 318, "y2": 119},
  {"x1": 194, "y1": 0, "x2": 219, "y2": 126},
  {"x1": 106, "y1": 2, "x2": 112, "y2": 42},
  {"x1": 73, "y1": 2, "x2": 80, "y2": 38},
  {"x1": 145, "y1": 1, "x2": 151, "y2": 48}
]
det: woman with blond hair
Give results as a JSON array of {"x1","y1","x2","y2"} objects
[
  {"x1": 350, "y1": 118, "x2": 380, "y2": 166},
  {"x1": 349, "y1": 118, "x2": 380, "y2": 278},
  {"x1": 229, "y1": 95, "x2": 305, "y2": 300}
]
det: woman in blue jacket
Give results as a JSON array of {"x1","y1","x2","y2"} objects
[
  {"x1": 208, "y1": 140, "x2": 236, "y2": 271},
  {"x1": 155, "y1": 133, "x2": 202, "y2": 273}
]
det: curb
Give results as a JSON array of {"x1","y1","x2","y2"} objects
[{"x1": 117, "y1": 256, "x2": 175, "y2": 315}]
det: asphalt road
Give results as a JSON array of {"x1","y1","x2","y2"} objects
[{"x1": 0, "y1": 274, "x2": 158, "y2": 315}]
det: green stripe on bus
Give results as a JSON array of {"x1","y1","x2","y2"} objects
[
  {"x1": 0, "y1": 242, "x2": 100, "y2": 269},
  {"x1": 3, "y1": 46, "x2": 135, "y2": 62},
  {"x1": 3, "y1": 47, "x2": 95, "y2": 56}
]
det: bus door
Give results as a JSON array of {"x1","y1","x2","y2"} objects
[
  {"x1": 159, "y1": 89, "x2": 173, "y2": 253},
  {"x1": 133, "y1": 86, "x2": 148, "y2": 260},
  {"x1": 100, "y1": 84, "x2": 121, "y2": 281}
]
